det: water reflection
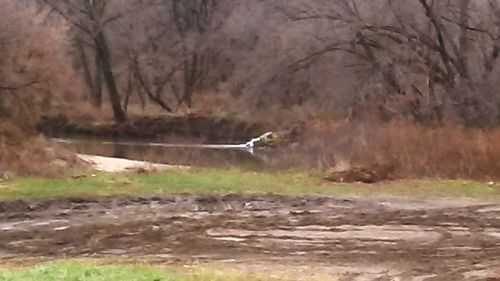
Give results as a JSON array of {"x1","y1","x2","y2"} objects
[{"x1": 53, "y1": 137, "x2": 266, "y2": 169}]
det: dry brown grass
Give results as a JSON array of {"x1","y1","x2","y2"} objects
[
  {"x1": 300, "y1": 120, "x2": 500, "y2": 179},
  {"x1": 0, "y1": 120, "x2": 86, "y2": 177}
]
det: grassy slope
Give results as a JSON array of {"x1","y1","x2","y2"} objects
[
  {"x1": 0, "y1": 168, "x2": 498, "y2": 201},
  {"x1": 0, "y1": 261, "x2": 279, "y2": 281}
]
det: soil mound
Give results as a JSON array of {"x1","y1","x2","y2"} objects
[{"x1": 325, "y1": 163, "x2": 395, "y2": 183}]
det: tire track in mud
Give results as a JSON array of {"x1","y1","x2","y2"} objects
[{"x1": 1, "y1": 194, "x2": 500, "y2": 280}]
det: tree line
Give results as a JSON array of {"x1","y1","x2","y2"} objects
[{"x1": 1, "y1": 0, "x2": 500, "y2": 127}]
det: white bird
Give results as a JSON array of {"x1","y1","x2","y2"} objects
[{"x1": 245, "y1": 132, "x2": 273, "y2": 154}]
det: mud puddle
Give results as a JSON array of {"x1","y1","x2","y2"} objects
[{"x1": 1, "y1": 194, "x2": 500, "y2": 280}]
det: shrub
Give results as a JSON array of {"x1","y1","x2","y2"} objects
[{"x1": 296, "y1": 120, "x2": 500, "y2": 180}]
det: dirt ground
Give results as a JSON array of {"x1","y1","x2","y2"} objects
[{"x1": 1, "y1": 194, "x2": 500, "y2": 280}]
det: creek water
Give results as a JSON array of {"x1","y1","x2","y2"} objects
[{"x1": 52, "y1": 137, "x2": 271, "y2": 169}]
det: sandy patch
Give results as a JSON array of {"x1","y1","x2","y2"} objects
[{"x1": 78, "y1": 154, "x2": 188, "y2": 173}]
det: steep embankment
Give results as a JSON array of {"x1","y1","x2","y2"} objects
[{"x1": 38, "y1": 114, "x2": 267, "y2": 143}]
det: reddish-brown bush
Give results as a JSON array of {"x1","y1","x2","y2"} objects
[
  {"x1": 298, "y1": 120, "x2": 500, "y2": 180},
  {"x1": 0, "y1": 120, "x2": 86, "y2": 177}
]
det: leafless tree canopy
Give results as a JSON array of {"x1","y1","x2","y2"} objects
[
  {"x1": 1, "y1": 0, "x2": 500, "y2": 126},
  {"x1": 0, "y1": 0, "x2": 72, "y2": 124},
  {"x1": 280, "y1": 0, "x2": 500, "y2": 125}
]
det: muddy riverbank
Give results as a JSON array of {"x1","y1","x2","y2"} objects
[{"x1": 1, "y1": 194, "x2": 499, "y2": 280}]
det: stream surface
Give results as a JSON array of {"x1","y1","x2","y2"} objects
[{"x1": 52, "y1": 137, "x2": 269, "y2": 169}]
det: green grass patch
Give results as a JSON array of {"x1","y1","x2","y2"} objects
[
  {"x1": 0, "y1": 168, "x2": 498, "y2": 201},
  {"x1": 0, "y1": 261, "x2": 279, "y2": 281},
  {"x1": 0, "y1": 261, "x2": 172, "y2": 281}
]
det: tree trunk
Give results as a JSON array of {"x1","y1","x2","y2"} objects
[
  {"x1": 134, "y1": 68, "x2": 173, "y2": 113},
  {"x1": 95, "y1": 31, "x2": 126, "y2": 123},
  {"x1": 181, "y1": 52, "x2": 208, "y2": 108},
  {"x1": 456, "y1": 0, "x2": 471, "y2": 79},
  {"x1": 77, "y1": 41, "x2": 102, "y2": 107},
  {"x1": 94, "y1": 51, "x2": 103, "y2": 107}
]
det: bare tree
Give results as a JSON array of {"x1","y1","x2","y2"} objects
[
  {"x1": 278, "y1": 0, "x2": 500, "y2": 125},
  {"x1": 41, "y1": 0, "x2": 126, "y2": 123},
  {"x1": 171, "y1": 0, "x2": 216, "y2": 108},
  {"x1": 0, "y1": 0, "x2": 69, "y2": 122},
  {"x1": 74, "y1": 35, "x2": 103, "y2": 107},
  {"x1": 122, "y1": 0, "x2": 227, "y2": 113}
]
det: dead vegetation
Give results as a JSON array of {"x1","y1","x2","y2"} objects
[
  {"x1": 0, "y1": 125, "x2": 86, "y2": 177},
  {"x1": 304, "y1": 120, "x2": 500, "y2": 181},
  {"x1": 325, "y1": 164, "x2": 395, "y2": 184}
]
